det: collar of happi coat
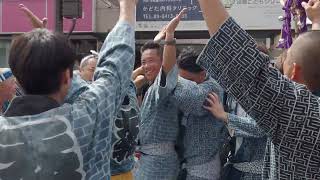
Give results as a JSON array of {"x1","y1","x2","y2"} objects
[
  {"x1": 312, "y1": 90, "x2": 320, "y2": 98},
  {"x1": 4, "y1": 95, "x2": 60, "y2": 117}
]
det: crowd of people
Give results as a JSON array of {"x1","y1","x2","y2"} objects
[{"x1": 0, "y1": 0, "x2": 320, "y2": 179}]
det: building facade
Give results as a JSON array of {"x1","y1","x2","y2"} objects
[{"x1": 0, "y1": 0, "x2": 285, "y2": 67}]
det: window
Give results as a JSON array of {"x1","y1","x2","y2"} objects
[{"x1": 0, "y1": 40, "x2": 10, "y2": 68}]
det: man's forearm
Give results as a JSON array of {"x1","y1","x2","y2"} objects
[
  {"x1": 162, "y1": 33, "x2": 176, "y2": 75},
  {"x1": 19, "y1": 4, "x2": 45, "y2": 28},
  {"x1": 197, "y1": 0, "x2": 229, "y2": 36},
  {"x1": 227, "y1": 114, "x2": 266, "y2": 138},
  {"x1": 119, "y1": 1, "x2": 136, "y2": 26}
]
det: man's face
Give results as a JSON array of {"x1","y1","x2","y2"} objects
[
  {"x1": 80, "y1": 58, "x2": 97, "y2": 82},
  {"x1": 141, "y1": 49, "x2": 162, "y2": 82},
  {"x1": 0, "y1": 78, "x2": 17, "y2": 101},
  {"x1": 179, "y1": 69, "x2": 206, "y2": 84}
]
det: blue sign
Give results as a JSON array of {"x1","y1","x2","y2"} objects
[{"x1": 136, "y1": 0, "x2": 203, "y2": 21}]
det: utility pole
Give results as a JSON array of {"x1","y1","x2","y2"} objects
[{"x1": 55, "y1": 0, "x2": 63, "y2": 32}]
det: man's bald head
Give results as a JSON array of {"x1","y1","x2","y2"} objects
[
  {"x1": 79, "y1": 55, "x2": 98, "y2": 82},
  {"x1": 285, "y1": 31, "x2": 320, "y2": 91}
]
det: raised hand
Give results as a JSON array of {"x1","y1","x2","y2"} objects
[
  {"x1": 203, "y1": 92, "x2": 228, "y2": 123},
  {"x1": 166, "y1": 8, "x2": 187, "y2": 34},
  {"x1": 19, "y1": 4, "x2": 47, "y2": 29},
  {"x1": 153, "y1": 8, "x2": 187, "y2": 43},
  {"x1": 302, "y1": 0, "x2": 320, "y2": 29},
  {"x1": 154, "y1": 26, "x2": 167, "y2": 42}
]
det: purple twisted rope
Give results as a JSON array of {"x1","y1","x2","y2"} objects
[
  {"x1": 277, "y1": 0, "x2": 308, "y2": 49},
  {"x1": 296, "y1": 0, "x2": 308, "y2": 32}
]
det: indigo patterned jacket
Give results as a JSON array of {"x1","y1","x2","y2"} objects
[
  {"x1": 66, "y1": 75, "x2": 140, "y2": 176},
  {"x1": 175, "y1": 77, "x2": 229, "y2": 167},
  {"x1": 197, "y1": 18, "x2": 320, "y2": 179},
  {"x1": 225, "y1": 95, "x2": 267, "y2": 179},
  {"x1": 136, "y1": 66, "x2": 180, "y2": 180},
  {"x1": 0, "y1": 21, "x2": 135, "y2": 180}
]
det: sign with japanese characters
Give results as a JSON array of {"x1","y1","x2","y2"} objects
[{"x1": 136, "y1": 0, "x2": 284, "y2": 31}]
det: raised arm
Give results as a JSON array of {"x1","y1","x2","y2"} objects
[
  {"x1": 19, "y1": 4, "x2": 47, "y2": 28},
  {"x1": 118, "y1": 0, "x2": 136, "y2": 26},
  {"x1": 142, "y1": 9, "x2": 187, "y2": 105},
  {"x1": 162, "y1": 9, "x2": 187, "y2": 74},
  {"x1": 197, "y1": 0, "x2": 229, "y2": 36},
  {"x1": 67, "y1": 1, "x2": 136, "y2": 178},
  {"x1": 84, "y1": 0, "x2": 135, "y2": 108},
  {"x1": 196, "y1": 2, "x2": 320, "y2": 146}
]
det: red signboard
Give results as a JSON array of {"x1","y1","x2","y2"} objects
[{"x1": 0, "y1": 0, "x2": 94, "y2": 33}]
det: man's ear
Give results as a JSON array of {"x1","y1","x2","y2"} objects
[
  {"x1": 200, "y1": 71, "x2": 207, "y2": 81},
  {"x1": 61, "y1": 69, "x2": 72, "y2": 86},
  {"x1": 290, "y1": 63, "x2": 302, "y2": 82}
]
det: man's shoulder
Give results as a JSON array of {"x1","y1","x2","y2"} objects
[
  {"x1": 176, "y1": 76, "x2": 196, "y2": 88},
  {"x1": 0, "y1": 114, "x2": 85, "y2": 179}
]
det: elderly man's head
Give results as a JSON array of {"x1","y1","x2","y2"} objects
[
  {"x1": 282, "y1": 31, "x2": 320, "y2": 91},
  {"x1": 79, "y1": 55, "x2": 98, "y2": 82}
]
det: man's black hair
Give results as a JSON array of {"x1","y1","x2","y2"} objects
[
  {"x1": 9, "y1": 28, "x2": 76, "y2": 95},
  {"x1": 140, "y1": 41, "x2": 163, "y2": 57},
  {"x1": 177, "y1": 47, "x2": 203, "y2": 73}
]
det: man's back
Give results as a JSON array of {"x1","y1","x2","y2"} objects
[
  {"x1": 0, "y1": 20, "x2": 135, "y2": 180},
  {"x1": 175, "y1": 77, "x2": 228, "y2": 161},
  {"x1": 174, "y1": 77, "x2": 229, "y2": 179}
]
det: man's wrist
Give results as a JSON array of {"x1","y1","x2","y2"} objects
[
  {"x1": 119, "y1": 2, "x2": 136, "y2": 26},
  {"x1": 154, "y1": 39, "x2": 161, "y2": 43},
  {"x1": 165, "y1": 32, "x2": 174, "y2": 39},
  {"x1": 222, "y1": 112, "x2": 229, "y2": 125},
  {"x1": 158, "y1": 39, "x2": 176, "y2": 46},
  {"x1": 165, "y1": 33, "x2": 175, "y2": 42}
]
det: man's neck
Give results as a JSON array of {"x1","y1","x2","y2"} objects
[
  {"x1": 311, "y1": 89, "x2": 320, "y2": 97},
  {"x1": 48, "y1": 93, "x2": 63, "y2": 105},
  {"x1": 148, "y1": 80, "x2": 154, "y2": 85},
  {"x1": 0, "y1": 97, "x2": 6, "y2": 111}
]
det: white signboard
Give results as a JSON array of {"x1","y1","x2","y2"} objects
[{"x1": 136, "y1": 0, "x2": 284, "y2": 31}]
